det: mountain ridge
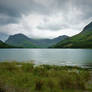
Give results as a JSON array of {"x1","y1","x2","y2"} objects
[
  {"x1": 5, "y1": 34, "x2": 69, "y2": 48},
  {"x1": 82, "y1": 22, "x2": 92, "y2": 33}
]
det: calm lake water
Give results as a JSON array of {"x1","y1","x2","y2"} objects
[{"x1": 0, "y1": 49, "x2": 92, "y2": 68}]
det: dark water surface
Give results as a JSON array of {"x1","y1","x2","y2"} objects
[{"x1": 0, "y1": 49, "x2": 92, "y2": 68}]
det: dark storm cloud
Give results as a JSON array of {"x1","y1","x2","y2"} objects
[
  {"x1": 0, "y1": 0, "x2": 49, "y2": 25},
  {"x1": 0, "y1": 14, "x2": 20, "y2": 25},
  {"x1": 71, "y1": 0, "x2": 92, "y2": 19},
  {"x1": 0, "y1": 0, "x2": 74, "y2": 25},
  {"x1": 37, "y1": 0, "x2": 92, "y2": 31},
  {"x1": 0, "y1": 0, "x2": 92, "y2": 25}
]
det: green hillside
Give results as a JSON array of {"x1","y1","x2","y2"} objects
[
  {"x1": 30, "y1": 35, "x2": 69, "y2": 48},
  {"x1": 52, "y1": 22, "x2": 92, "y2": 48},
  {"x1": 0, "y1": 40, "x2": 14, "y2": 48}
]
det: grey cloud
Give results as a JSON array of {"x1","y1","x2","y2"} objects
[
  {"x1": 0, "y1": 0, "x2": 92, "y2": 25},
  {"x1": 72, "y1": 0, "x2": 92, "y2": 19},
  {"x1": 0, "y1": 14, "x2": 20, "y2": 25},
  {"x1": 37, "y1": 24, "x2": 62, "y2": 31},
  {"x1": 0, "y1": 0, "x2": 92, "y2": 39},
  {"x1": 0, "y1": 0, "x2": 49, "y2": 25}
]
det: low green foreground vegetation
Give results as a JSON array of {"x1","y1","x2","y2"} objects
[{"x1": 0, "y1": 62, "x2": 92, "y2": 92}]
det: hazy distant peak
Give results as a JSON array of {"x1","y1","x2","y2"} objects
[
  {"x1": 10, "y1": 33, "x2": 27, "y2": 37},
  {"x1": 57, "y1": 35, "x2": 69, "y2": 38}
]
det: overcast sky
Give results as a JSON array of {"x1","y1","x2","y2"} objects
[{"x1": 0, "y1": 0, "x2": 92, "y2": 39}]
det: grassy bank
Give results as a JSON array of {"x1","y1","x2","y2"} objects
[{"x1": 0, "y1": 61, "x2": 91, "y2": 92}]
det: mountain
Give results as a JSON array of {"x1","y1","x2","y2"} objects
[
  {"x1": 5, "y1": 34, "x2": 69, "y2": 48},
  {"x1": 0, "y1": 32, "x2": 9, "y2": 42},
  {"x1": 82, "y1": 22, "x2": 92, "y2": 33},
  {"x1": 30, "y1": 35, "x2": 69, "y2": 48},
  {"x1": 52, "y1": 21, "x2": 92, "y2": 48},
  {"x1": 0, "y1": 40, "x2": 14, "y2": 48},
  {"x1": 5, "y1": 34, "x2": 37, "y2": 48}
]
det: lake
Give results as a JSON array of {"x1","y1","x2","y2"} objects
[{"x1": 0, "y1": 49, "x2": 92, "y2": 68}]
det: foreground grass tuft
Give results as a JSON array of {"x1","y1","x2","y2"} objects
[{"x1": 0, "y1": 62, "x2": 91, "y2": 92}]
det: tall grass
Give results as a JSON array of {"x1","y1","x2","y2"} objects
[{"x1": 0, "y1": 62, "x2": 90, "y2": 92}]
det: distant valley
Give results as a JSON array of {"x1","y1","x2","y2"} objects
[{"x1": 5, "y1": 34, "x2": 69, "y2": 48}]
